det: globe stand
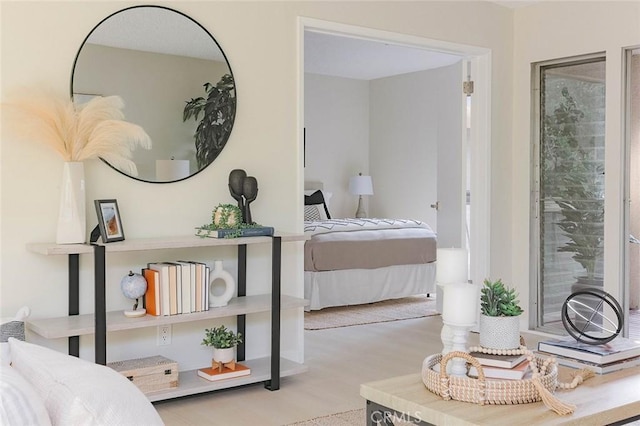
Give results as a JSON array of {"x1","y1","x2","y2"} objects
[{"x1": 124, "y1": 297, "x2": 146, "y2": 318}]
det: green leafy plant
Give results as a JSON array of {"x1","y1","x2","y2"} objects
[
  {"x1": 201, "y1": 325, "x2": 243, "y2": 349},
  {"x1": 543, "y1": 87, "x2": 604, "y2": 280},
  {"x1": 195, "y1": 203, "x2": 264, "y2": 239},
  {"x1": 480, "y1": 279, "x2": 523, "y2": 317},
  {"x1": 183, "y1": 74, "x2": 236, "y2": 169}
]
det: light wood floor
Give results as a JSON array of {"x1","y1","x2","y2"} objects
[{"x1": 154, "y1": 315, "x2": 446, "y2": 425}]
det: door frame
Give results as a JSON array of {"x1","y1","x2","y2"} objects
[{"x1": 297, "y1": 17, "x2": 492, "y2": 287}]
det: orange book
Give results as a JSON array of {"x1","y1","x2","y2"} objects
[
  {"x1": 142, "y1": 268, "x2": 160, "y2": 316},
  {"x1": 197, "y1": 363, "x2": 251, "y2": 382}
]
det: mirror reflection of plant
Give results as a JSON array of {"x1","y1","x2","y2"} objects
[
  {"x1": 542, "y1": 87, "x2": 604, "y2": 279},
  {"x1": 183, "y1": 74, "x2": 236, "y2": 169}
]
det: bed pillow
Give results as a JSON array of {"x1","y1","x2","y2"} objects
[
  {"x1": 304, "y1": 190, "x2": 331, "y2": 220},
  {"x1": 1, "y1": 306, "x2": 30, "y2": 365},
  {"x1": 8, "y1": 338, "x2": 164, "y2": 426},
  {"x1": 0, "y1": 363, "x2": 52, "y2": 426}
]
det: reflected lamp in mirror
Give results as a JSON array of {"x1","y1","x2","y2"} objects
[
  {"x1": 71, "y1": 5, "x2": 236, "y2": 183},
  {"x1": 349, "y1": 173, "x2": 373, "y2": 218}
]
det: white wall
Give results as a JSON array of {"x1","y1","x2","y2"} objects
[
  {"x1": 304, "y1": 73, "x2": 369, "y2": 219},
  {"x1": 370, "y1": 62, "x2": 464, "y2": 246},
  {"x1": 1, "y1": 1, "x2": 514, "y2": 368},
  {"x1": 512, "y1": 1, "x2": 640, "y2": 327}
]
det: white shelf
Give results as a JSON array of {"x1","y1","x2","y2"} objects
[
  {"x1": 146, "y1": 357, "x2": 308, "y2": 402},
  {"x1": 27, "y1": 295, "x2": 309, "y2": 339},
  {"x1": 26, "y1": 232, "x2": 306, "y2": 256}
]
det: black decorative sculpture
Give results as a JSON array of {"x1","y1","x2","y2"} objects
[{"x1": 228, "y1": 169, "x2": 258, "y2": 224}]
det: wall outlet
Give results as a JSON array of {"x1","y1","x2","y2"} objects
[{"x1": 157, "y1": 325, "x2": 171, "y2": 346}]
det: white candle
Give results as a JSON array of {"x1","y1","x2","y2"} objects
[
  {"x1": 436, "y1": 248, "x2": 468, "y2": 284},
  {"x1": 441, "y1": 283, "x2": 478, "y2": 326}
]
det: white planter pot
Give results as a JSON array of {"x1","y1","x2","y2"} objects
[
  {"x1": 56, "y1": 162, "x2": 86, "y2": 244},
  {"x1": 212, "y1": 347, "x2": 235, "y2": 364},
  {"x1": 479, "y1": 314, "x2": 521, "y2": 350}
]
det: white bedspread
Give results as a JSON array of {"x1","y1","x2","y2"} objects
[{"x1": 304, "y1": 218, "x2": 435, "y2": 236}]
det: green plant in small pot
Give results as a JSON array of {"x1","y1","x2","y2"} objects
[
  {"x1": 479, "y1": 279, "x2": 523, "y2": 350},
  {"x1": 202, "y1": 325, "x2": 243, "y2": 365}
]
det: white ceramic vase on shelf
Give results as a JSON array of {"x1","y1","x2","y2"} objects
[
  {"x1": 56, "y1": 162, "x2": 86, "y2": 244},
  {"x1": 212, "y1": 347, "x2": 235, "y2": 364},
  {"x1": 209, "y1": 260, "x2": 236, "y2": 308}
]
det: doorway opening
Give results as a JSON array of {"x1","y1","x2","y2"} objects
[{"x1": 298, "y1": 17, "x2": 491, "y2": 287}]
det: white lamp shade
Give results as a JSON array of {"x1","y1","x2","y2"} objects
[{"x1": 349, "y1": 174, "x2": 373, "y2": 195}]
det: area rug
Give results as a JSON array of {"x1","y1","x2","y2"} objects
[{"x1": 304, "y1": 295, "x2": 438, "y2": 330}]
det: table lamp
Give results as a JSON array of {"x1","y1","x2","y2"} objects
[{"x1": 349, "y1": 173, "x2": 373, "y2": 218}]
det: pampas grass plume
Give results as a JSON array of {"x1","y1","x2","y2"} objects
[{"x1": 2, "y1": 87, "x2": 151, "y2": 175}]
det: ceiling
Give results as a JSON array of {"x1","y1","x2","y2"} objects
[
  {"x1": 86, "y1": 7, "x2": 224, "y2": 61},
  {"x1": 304, "y1": 31, "x2": 463, "y2": 80}
]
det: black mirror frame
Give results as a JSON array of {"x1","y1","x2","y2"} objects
[{"x1": 70, "y1": 4, "x2": 236, "y2": 184}]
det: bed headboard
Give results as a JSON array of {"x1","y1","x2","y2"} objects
[{"x1": 304, "y1": 181, "x2": 324, "y2": 191}]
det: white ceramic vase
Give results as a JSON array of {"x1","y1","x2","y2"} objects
[
  {"x1": 56, "y1": 162, "x2": 86, "y2": 244},
  {"x1": 209, "y1": 260, "x2": 236, "y2": 308},
  {"x1": 479, "y1": 314, "x2": 521, "y2": 349},
  {"x1": 212, "y1": 347, "x2": 235, "y2": 364}
]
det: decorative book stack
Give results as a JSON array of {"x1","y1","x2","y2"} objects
[
  {"x1": 143, "y1": 260, "x2": 211, "y2": 316},
  {"x1": 197, "y1": 363, "x2": 251, "y2": 382},
  {"x1": 537, "y1": 336, "x2": 640, "y2": 374},
  {"x1": 468, "y1": 351, "x2": 530, "y2": 380}
]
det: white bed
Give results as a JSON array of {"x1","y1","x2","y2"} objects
[{"x1": 303, "y1": 184, "x2": 437, "y2": 310}]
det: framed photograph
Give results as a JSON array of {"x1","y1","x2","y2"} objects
[{"x1": 94, "y1": 199, "x2": 125, "y2": 243}]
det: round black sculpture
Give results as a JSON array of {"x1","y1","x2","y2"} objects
[
  {"x1": 561, "y1": 288, "x2": 623, "y2": 345},
  {"x1": 228, "y1": 169, "x2": 258, "y2": 224}
]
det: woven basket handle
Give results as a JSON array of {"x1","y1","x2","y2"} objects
[{"x1": 439, "y1": 351, "x2": 486, "y2": 382}]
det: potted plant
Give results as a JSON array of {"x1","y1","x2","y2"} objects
[
  {"x1": 183, "y1": 73, "x2": 236, "y2": 169},
  {"x1": 479, "y1": 279, "x2": 523, "y2": 350},
  {"x1": 201, "y1": 325, "x2": 243, "y2": 364}
]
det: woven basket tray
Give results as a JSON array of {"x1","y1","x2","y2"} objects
[{"x1": 422, "y1": 351, "x2": 558, "y2": 406}]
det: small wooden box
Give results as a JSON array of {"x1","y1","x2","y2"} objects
[{"x1": 108, "y1": 355, "x2": 178, "y2": 394}]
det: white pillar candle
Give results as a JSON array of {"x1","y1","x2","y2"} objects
[
  {"x1": 436, "y1": 248, "x2": 468, "y2": 284},
  {"x1": 441, "y1": 283, "x2": 479, "y2": 326},
  {"x1": 436, "y1": 248, "x2": 468, "y2": 313}
]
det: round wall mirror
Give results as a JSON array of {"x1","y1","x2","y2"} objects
[{"x1": 71, "y1": 5, "x2": 236, "y2": 183}]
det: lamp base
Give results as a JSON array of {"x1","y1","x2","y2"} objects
[{"x1": 355, "y1": 195, "x2": 367, "y2": 218}]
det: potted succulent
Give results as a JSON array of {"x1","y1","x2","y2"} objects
[
  {"x1": 479, "y1": 279, "x2": 523, "y2": 350},
  {"x1": 201, "y1": 325, "x2": 243, "y2": 364}
]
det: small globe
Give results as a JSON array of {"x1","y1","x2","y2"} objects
[
  {"x1": 561, "y1": 288, "x2": 622, "y2": 345},
  {"x1": 120, "y1": 271, "x2": 147, "y2": 300}
]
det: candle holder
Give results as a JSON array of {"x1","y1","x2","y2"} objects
[{"x1": 443, "y1": 321, "x2": 474, "y2": 376}]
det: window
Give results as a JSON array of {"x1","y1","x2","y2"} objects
[{"x1": 533, "y1": 55, "x2": 606, "y2": 333}]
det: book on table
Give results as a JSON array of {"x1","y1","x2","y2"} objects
[
  {"x1": 469, "y1": 351, "x2": 527, "y2": 369},
  {"x1": 538, "y1": 352, "x2": 640, "y2": 374},
  {"x1": 197, "y1": 363, "x2": 251, "y2": 381},
  {"x1": 468, "y1": 359, "x2": 530, "y2": 380},
  {"x1": 537, "y1": 336, "x2": 640, "y2": 364},
  {"x1": 196, "y1": 226, "x2": 275, "y2": 239}
]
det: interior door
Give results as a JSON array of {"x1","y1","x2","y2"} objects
[{"x1": 435, "y1": 60, "x2": 466, "y2": 249}]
